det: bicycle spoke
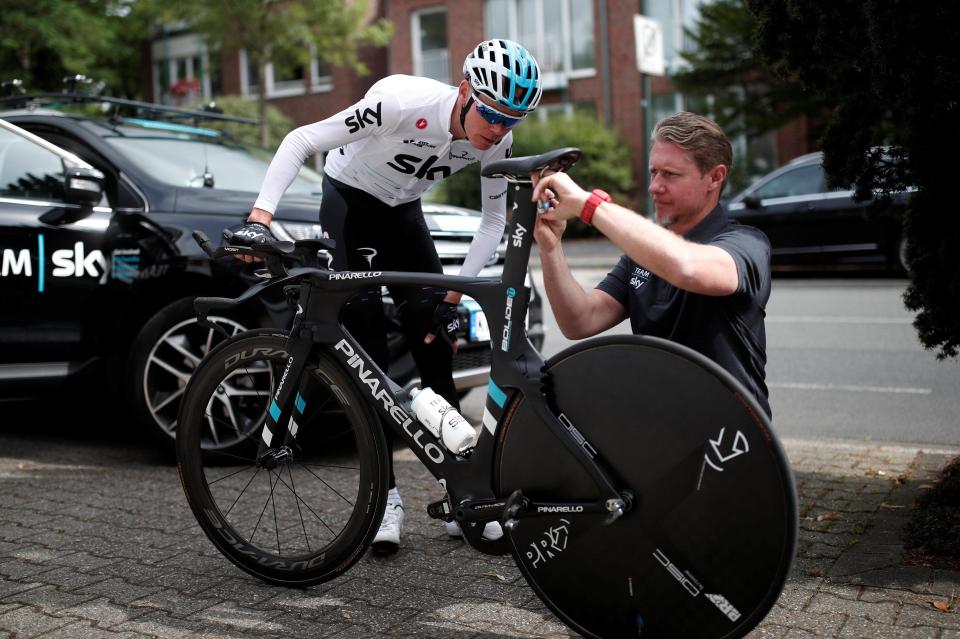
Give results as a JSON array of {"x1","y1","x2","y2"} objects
[
  {"x1": 223, "y1": 466, "x2": 262, "y2": 518},
  {"x1": 204, "y1": 407, "x2": 222, "y2": 447},
  {"x1": 251, "y1": 470, "x2": 283, "y2": 543},
  {"x1": 272, "y1": 470, "x2": 338, "y2": 537},
  {"x1": 297, "y1": 462, "x2": 355, "y2": 507},
  {"x1": 272, "y1": 471, "x2": 281, "y2": 555},
  {"x1": 299, "y1": 463, "x2": 361, "y2": 472},
  {"x1": 288, "y1": 465, "x2": 311, "y2": 553},
  {"x1": 206, "y1": 464, "x2": 258, "y2": 486}
]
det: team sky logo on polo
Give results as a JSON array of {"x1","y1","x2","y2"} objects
[
  {"x1": 1, "y1": 236, "x2": 141, "y2": 291},
  {"x1": 387, "y1": 154, "x2": 452, "y2": 181},
  {"x1": 630, "y1": 266, "x2": 651, "y2": 290},
  {"x1": 344, "y1": 101, "x2": 382, "y2": 134}
]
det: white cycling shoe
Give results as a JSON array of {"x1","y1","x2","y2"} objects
[
  {"x1": 371, "y1": 488, "x2": 404, "y2": 555},
  {"x1": 444, "y1": 519, "x2": 504, "y2": 541}
]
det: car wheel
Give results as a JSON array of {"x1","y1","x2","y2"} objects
[{"x1": 127, "y1": 296, "x2": 257, "y2": 454}]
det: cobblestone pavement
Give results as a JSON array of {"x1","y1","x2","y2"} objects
[{"x1": 1, "y1": 424, "x2": 958, "y2": 638}]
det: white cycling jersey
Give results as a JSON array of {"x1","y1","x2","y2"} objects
[{"x1": 253, "y1": 74, "x2": 512, "y2": 278}]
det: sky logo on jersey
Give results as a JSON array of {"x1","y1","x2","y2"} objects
[
  {"x1": 344, "y1": 102, "x2": 383, "y2": 134},
  {"x1": 387, "y1": 154, "x2": 452, "y2": 181}
]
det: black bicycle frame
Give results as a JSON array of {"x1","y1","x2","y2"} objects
[{"x1": 233, "y1": 185, "x2": 623, "y2": 536}]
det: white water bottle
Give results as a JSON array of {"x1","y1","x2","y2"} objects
[{"x1": 409, "y1": 387, "x2": 477, "y2": 453}]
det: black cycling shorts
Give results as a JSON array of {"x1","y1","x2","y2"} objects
[{"x1": 320, "y1": 174, "x2": 460, "y2": 407}]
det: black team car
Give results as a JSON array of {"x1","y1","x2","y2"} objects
[{"x1": 0, "y1": 89, "x2": 543, "y2": 453}]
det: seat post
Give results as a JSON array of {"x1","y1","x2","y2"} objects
[{"x1": 500, "y1": 184, "x2": 537, "y2": 290}]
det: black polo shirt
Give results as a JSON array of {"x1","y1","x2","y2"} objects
[{"x1": 596, "y1": 204, "x2": 772, "y2": 417}]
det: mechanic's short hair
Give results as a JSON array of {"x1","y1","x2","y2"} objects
[{"x1": 652, "y1": 112, "x2": 732, "y2": 175}]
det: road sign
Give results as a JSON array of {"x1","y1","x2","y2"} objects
[{"x1": 634, "y1": 14, "x2": 665, "y2": 76}]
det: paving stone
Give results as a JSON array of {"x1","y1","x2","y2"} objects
[
  {"x1": 0, "y1": 604, "x2": 75, "y2": 638},
  {"x1": 33, "y1": 619, "x2": 143, "y2": 638},
  {"x1": 3, "y1": 585, "x2": 98, "y2": 614}
]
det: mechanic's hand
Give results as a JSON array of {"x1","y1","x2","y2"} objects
[
  {"x1": 534, "y1": 212, "x2": 567, "y2": 253},
  {"x1": 423, "y1": 300, "x2": 460, "y2": 354},
  {"x1": 227, "y1": 221, "x2": 274, "y2": 263},
  {"x1": 531, "y1": 171, "x2": 590, "y2": 222}
]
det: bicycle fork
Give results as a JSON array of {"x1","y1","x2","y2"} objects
[{"x1": 255, "y1": 284, "x2": 317, "y2": 468}]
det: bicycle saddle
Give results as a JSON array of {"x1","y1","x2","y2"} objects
[{"x1": 482, "y1": 147, "x2": 581, "y2": 183}]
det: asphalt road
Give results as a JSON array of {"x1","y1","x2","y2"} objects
[{"x1": 466, "y1": 269, "x2": 960, "y2": 448}]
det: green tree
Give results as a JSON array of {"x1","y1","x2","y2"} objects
[
  {"x1": 432, "y1": 112, "x2": 635, "y2": 237},
  {"x1": 749, "y1": 0, "x2": 960, "y2": 358},
  {"x1": 0, "y1": 0, "x2": 156, "y2": 96},
  {"x1": 672, "y1": 0, "x2": 828, "y2": 188},
  {"x1": 674, "y1": 0, "x2": 827, "y2": 139},
  {"x1": 178, "y1": 0, "x2": 392, "y2": 147}
]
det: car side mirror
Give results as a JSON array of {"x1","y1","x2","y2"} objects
[
  {"x1": 64, "y1": 165, "x2": 105, "y2": 206},
  {"x1": 743, "y1": 194, "x2": 763, "y2": 209}
]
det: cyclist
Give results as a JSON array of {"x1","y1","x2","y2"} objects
[
  {"x1": 231, "y1": 39, "x2": 543, "y2": 554},
  {"x1": 532, "y1": 111, "x2": 772, "y2": 417}
]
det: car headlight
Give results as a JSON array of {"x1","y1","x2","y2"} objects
[{"x1": 271, "y1": 221, "x2": 325, "y2": 241}]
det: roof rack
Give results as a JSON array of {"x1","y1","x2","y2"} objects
[{"x1": 0, "y1": 92, "x2": 259, "y2": 126}]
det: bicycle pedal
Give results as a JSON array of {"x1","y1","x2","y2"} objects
[{"x1": 427, "y1": 498, "x2": 452, "y2": 521}]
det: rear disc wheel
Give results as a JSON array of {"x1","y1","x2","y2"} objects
[{"x1": 497, "y1": 336, "x2": 797, "y2": 638}]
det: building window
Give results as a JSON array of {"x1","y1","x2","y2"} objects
[
  {"x1": 311, "y1": 52, "x2": 333, "y2": 92},
  {"x1": 151, "y1": 32, "x2": 211, "y2": 105},
  {"x1": 484, "y1": 0, "x2": 595, "y2": 89},
  {"x1": 413, "y1": 8, "x2": 449, "y2": 82},
  {"x1": 240, "y1": 48, "x2": 332, "y2": 98}
]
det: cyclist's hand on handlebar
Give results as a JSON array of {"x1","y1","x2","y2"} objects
[
  {"x1": 423, "y1": 300, "x2": 460, "y2": 355},
  {"x1": 227, "y1": 220, "x2": 275, "y2": 263},
  {"x1": 531, "y1": 171, "x2": 590, "y2": 222}
]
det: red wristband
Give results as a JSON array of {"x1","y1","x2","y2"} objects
[{"x1": 579, "y1": 189, "x2": 611, "y2": 225}]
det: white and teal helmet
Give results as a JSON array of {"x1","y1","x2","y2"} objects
[{"x1": 463, "y1": 39, "x2": 542, "y2": 113}]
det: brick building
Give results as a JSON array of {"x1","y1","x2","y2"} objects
[{"x1": 147, "y1": 1, "x2": 812, "y2": 197}]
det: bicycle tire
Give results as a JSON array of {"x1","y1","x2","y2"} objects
[
  {"x1": 496, "y1": 335, "x2": 797, "y2": 639},
  {"x1": 177, "y1": 330, "x2": 389, "y2": 587}
]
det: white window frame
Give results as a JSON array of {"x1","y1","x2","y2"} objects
[
  {"x1": 412, "y1": 7, "x2": 450, "y2": 82},
  {"x1": 309, "y1": 45, "x2": 333, "y2": 93},
  {"x1": 151, "y1": 32, "x2": 211, "y2": 103},
  {"x1": 486, "y1": 0, "x2": 597, "y2": 90},
  {"x1": 241, "y1": 48, "x2": 331, "y2": 98}
]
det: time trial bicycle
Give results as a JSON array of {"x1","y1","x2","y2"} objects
[{"x1": 176, "y1": 147, "x2": 797, "y2": 638}]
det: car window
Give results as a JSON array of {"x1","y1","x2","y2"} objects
[
  {"x1": 753, "y1": 164, "x2": 825, "y2": 199},
  {"x1": 0, "y1": 127, "x2": 66, "y2": 202},
  {"x1": 103, "y1": 134, "x2": 323, "y2": 195}
]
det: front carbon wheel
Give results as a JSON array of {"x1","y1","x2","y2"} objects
[{"x1": 176, "y1": 331, "x2": 388, "y2": 586}]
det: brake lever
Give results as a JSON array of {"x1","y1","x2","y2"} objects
[{"x1": 196, "y1": 311, "x2": 230, "y2": 337}]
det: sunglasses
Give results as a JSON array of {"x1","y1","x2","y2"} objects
[{"x1": 474, "y1": 98, "x2": 525, "y2": 129}]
